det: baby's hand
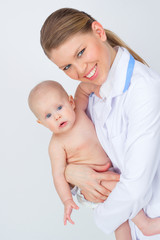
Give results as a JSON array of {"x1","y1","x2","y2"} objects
[{"x1": 64, "y1": 199, "x2": 79, "y2": 225}]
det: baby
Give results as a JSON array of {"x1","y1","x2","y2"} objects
[{"x1": 28, "y1": 80, "x2": 160, "y2": 239}]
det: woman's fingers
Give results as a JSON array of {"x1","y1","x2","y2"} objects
[
  {"x1": 81, "y1": 186, "x2": 110, "y2": 203},
  {"x1": 80, "y1": 178, "x2": 116, "y2": 202},
  {"x1": 95, "y1": 183, "x2": 111, "y2": 197},
  {"x1": 81, "y1": 190, "x2": 101, "y2": 203},
  {"x1": 101, "y1": 180, "x2": 118, "y2": 191},
  {"x1": 97, "y1": 171, "x2": 120, "y2": 182}
]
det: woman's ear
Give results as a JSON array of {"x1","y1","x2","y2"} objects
[
  {"x1": 91, "y1": 21, "x2": 106, "y2": 41},
  {"x1": 69, "y1": 95, "x2": 75, "y2": 109}
]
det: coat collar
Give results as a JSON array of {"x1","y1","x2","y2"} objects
[
  {"x1": 93, "y1": 47, "x2": 132, "y2": 124},
  {"x1": 100, "y1": 47, "x2": 131, "y2": 100}
]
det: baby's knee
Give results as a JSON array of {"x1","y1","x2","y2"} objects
[{"x1": 139, "y1": 225, "x2": 154, "y2": 237}]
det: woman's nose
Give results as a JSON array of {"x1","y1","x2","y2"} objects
[{"x1": 75, "y1": 61, "x2": 87, "y2": 77}]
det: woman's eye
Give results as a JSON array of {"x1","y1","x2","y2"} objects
[
  {"x1": 63, "y1": 64, "x2": 71, "y2": 71},
  {"x1": 77, "y1": 48, "x2": 85, "y2": 57},
  {"x1": 57, "y1": 105, "x2": 62, "y2": 111},
  {"x1": 46, "y1": 113, "x2": 51, "y2": 119}
]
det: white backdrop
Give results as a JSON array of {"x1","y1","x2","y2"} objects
[{"x1": 1, "y1": 1, "x2": 160, "y2": 240}]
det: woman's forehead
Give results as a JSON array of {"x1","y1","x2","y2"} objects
[{"x1": 49, "y1": 32, "x2": 93, "y2": 66}]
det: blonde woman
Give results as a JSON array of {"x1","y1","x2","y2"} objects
[{"x1": 40, "y1": 8, "x2": 160, "y2": 239}]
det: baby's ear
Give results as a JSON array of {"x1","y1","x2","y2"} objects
[
  {"x1": 69, "y1": 95, "x2": 75, "y2": 109},
  {"x1": 37, "y1": 120, "x2": 42, "y2": 124}
]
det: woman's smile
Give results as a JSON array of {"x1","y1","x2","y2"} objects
[{"x1": 84, "y1": 64, "x2": 98, "y2": 80}]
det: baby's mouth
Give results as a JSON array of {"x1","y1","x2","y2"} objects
[{"x1": 59, "y1": 121, "x2": 67, "y2": 127}]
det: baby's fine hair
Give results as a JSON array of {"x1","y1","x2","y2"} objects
[
  {"x1": 40, "y1": 7, "x2": 147, "y2": 65},
  {"x1": 28, "y1": 80, "x2": 68, "y2": 115}
]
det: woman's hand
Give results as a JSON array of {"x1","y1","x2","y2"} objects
[{"x1": 65, "y1": 163, "x2": 120, "y2": 203}]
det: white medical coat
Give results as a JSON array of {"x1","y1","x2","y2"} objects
[{"x1": 87, "y1": 47, "x2": 160, "y2": 239}]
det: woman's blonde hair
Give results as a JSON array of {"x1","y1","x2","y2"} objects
[{"x1": 40, "y1": 8, "x2": 147, "y2": 65}]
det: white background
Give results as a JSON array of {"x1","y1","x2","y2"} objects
[{"x1": 1, "y1": 0, "x2": 160, "y2": 239}]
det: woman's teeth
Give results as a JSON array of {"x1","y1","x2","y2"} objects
[{"x1": 86, "y1": 65, "x2": 97, "y2": 78}]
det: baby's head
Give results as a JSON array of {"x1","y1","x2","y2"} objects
[{"x1": 28, "y1": 80, "x2": 76, "y2": 134}]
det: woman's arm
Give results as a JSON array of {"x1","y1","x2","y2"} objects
[{"x1": 74, "y1": 82, "x2": 101, "y2": 111}]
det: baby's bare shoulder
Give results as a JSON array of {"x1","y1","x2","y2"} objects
[{"x1": 48, "y1": 134, "x2": 63, "y2": 153}]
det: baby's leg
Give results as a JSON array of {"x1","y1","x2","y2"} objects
[
  {"x1": 132, "y1": 209, "x2": 160, "y2": 236},
  {"x1": 115, "y1": 221, "x2": 132, "y2": 240}
]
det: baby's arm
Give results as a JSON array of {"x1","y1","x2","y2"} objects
[
  {"x1": 132, "y1": 209, "x2": 160, "y2": 236},
  {"x1": 74, "y1": 82, "x2": 101, "y2": 111},
  {"x1": 49, "y1": 138, "x2": 79, "y2": 225}
]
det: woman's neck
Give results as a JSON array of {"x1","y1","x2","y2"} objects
[{"x1": 110, "y1": 44, "x2": 117, "y2": 67}]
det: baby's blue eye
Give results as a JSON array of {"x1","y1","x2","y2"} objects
[
  {"x1": 77, "y1": 48, "x2": 85, "y2": 57},
  {"x1": 46, "y1": 113, "x2": 51, "y2": 118},
  {"x1": 63, "y1": 64, "x2": 71, "y2": 71},
  {"x1": 57, "y1": 105, "x2": 62, "y2": 111}
]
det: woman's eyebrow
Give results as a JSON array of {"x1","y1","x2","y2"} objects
[
  {"x1": 74, "y1": 44, "x2": 83, "y2": 57},
  {"x1": 59, "y1": 64, "x2": 67, "y2": 69}
]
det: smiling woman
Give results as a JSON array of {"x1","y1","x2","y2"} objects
[
  {"x1": 40, "y1": 9, "x2": 146, "y2": 84},
  {"x1": 49, "y1": 28, "x2": 116, "y2": 86},
  {"x1": 40, "y1": 7, "x2": 160, "y2": 240}
]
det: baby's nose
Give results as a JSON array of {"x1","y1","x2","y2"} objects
[{"x1": 55, "y1": 113, "x2": 61, "y2": 120}]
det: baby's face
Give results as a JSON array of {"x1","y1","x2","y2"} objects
[{"x1": 35, "y1": 89, "x2": 76, "y2": 134}]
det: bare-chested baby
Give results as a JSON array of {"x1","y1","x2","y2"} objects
[{"x1": 28, "y1": 80, "x2": 160, "y2": 239}]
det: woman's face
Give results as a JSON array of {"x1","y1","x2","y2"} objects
[{"x1": 49, "y1": 22, "x2": 116, "y2": 86}]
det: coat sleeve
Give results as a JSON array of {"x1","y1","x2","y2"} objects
[{"x1": 93, "y1": 78, "x2": 160, "y2": 234}]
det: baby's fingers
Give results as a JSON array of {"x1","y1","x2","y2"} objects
[
  {"x1": 71, "y1": 202, "x2": 79, "y2": 210},
  {"x1": 67, "y1": 215, "x2": 75, "y2": 225},
  {"x1": 64, "y1": 214, "x2": 75, "y2": 225},
  {"x1": 64, "y1": 217, "x2": 67, "y2": 225}
]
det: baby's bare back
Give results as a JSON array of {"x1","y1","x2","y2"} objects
[{"x1": 60, "y1": 110, "x2": 110, "y2": 168}]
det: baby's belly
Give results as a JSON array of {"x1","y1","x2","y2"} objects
[{"x1": 67, "y1": 156, "x2": 110, "y2": 171}]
